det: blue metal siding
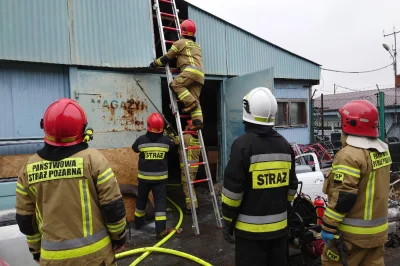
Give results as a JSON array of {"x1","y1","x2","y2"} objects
[
  {"x1": 189, "y1": 8, "x2": 227, "y2": 75},
  {"x1": 276, "y1": 127, "x2": 310, "y2": 145},
  {"x1": 188, "y1": 6, "x2": 320, "y2": 80},
  {"x1": 274, "y1": 80, "x2": 310, "y2": 99},
  {"x1": 0, "y1": 0, "x2": 70, "y2": 64},
  {"x1": 70, "y1": 0, "x2": 154, "y2": 67},
  {"x1": 0, "y1": 62, "x2": 69, "y2": 156}
]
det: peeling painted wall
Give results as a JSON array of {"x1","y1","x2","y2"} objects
[{"x1": 71, "y1": 69, "x2": 161, "y2": 149}]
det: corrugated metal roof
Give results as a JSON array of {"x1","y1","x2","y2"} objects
[
  {"x1": 313, "y1": 88, "x2": 399, "y2": 110},
  {"x1": 0, "y1": 0, "x2": 70, "y2": 64},
  {"x1": 0, "y1": 62, "x2": 69, "y2": 156},
  {"x1": 70, "y1": 0, "x2": 154, "y2": 67},
  {"x1": 188, "y1": 5, "x2": 321, "y2": 80}
]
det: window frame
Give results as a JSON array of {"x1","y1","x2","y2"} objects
[{"x1": 275, "y1": 99, "x2": 308, "y2": 128}]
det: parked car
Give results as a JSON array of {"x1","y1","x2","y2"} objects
[{"x1": 295, "y1": 152, "x2": 326, "y2": 200}]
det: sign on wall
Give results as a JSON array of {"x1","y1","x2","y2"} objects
[{"x1": 75, "y1": 70, "x2": 161, "y2": 149}]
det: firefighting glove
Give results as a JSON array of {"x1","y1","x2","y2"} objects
[
  {"x1": 222, "y1": 220, "x2": 235, "y2": 244},
  {"x1": 321, "y1": 230, "x2": 335, "y2": 248},
  {"x1": 83, "y1": 127, "x2": 94, "y2": 143},
  {"x1": 149, "y1": 62, "x2": 156, "y2": 69}
]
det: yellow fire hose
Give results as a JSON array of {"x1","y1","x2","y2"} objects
[{"x1": 115, "y1": 197, "x2": 212, "y2": 266}]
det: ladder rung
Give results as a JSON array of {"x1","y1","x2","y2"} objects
[
  {"x1": 179, "y1": 115, "x2": 190, "y2": 119},
  {"x1": 163, "y1": 26, "x2": 178, "y2": 31},
  {"x1": 191, "y1": 178, "x2": 209, "y2": 184},
  {"x1": 159, "y1": 0, "x2": 172, "y2": 3},
  {"x1": 160, "y1": 12, "x2": 175, "y2": 18},
  {"x1": 190, "y1": 162, "x2": 205, "y2": 167},
  {"x1": 165, "y1": 40, "x2": 175, "y2": 44},
  {"x1": 186, "y1": 145, "x2": 201, "y2": 150},
  {"x1": 183, "y1": 130, "x2": 198, "y2": 134}
]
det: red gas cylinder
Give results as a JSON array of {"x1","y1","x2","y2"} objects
[{"x1": 314, "y1": 196, "x2": 325, "y2": 225}]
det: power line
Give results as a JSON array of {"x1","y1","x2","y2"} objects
[{"x1": 321, "y1": 63, "x2": 393, "y2": 74}]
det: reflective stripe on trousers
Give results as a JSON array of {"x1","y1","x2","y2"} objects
[{"x1": 235, "y1": 211, "x2": 287, "y2": 233}]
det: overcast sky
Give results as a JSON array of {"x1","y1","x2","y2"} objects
[{"x1": 186, "y1": 0, "x2": 400, "y2": 97}]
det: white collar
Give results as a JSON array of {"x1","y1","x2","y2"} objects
[{"x1": 346, "y1": 135, "x2": 388, "y2": 153}]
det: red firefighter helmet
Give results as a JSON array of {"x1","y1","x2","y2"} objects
[
  {"x1": 147, "y1": 113, "x2": 164, "y2": 133},
  {"x1": 41, "y1": 98, "x2": 88, "y2": 147},
  {"x1": 180, "y1": 19, "x2": 196, "y2": 37},
  {"x1": 339, "y1": 100, "x2": 379, "y2": 137}
]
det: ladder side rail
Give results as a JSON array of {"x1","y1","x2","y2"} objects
[
  {"x1": 155, "y1": 0, "x2": 201, "y2": 235},
  {"x1": 198, "y1": 130, "x2": 223, "y2": 228},
  {"x1": 171, "y1": 0, "x2": 182, "y2": 39}
]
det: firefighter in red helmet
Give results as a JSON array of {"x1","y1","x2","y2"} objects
[
  {"x1": 321, "y1": 100, "x2": 391, "y2": 266},
  {"x1": 150, "y1": 19, "x2": 204, "y2": 131},
  {"x1": 15, "y1": 98, "x2": 126, "y2": 265},
  {"x1": 132, "y1": 112, "x2": 176, "y2": 239}
]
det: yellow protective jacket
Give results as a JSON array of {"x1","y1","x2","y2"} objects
[
  {"x1": 154, "y1": 37, "x2": 204, "y2": 85},
  {"x1": 15, "y1": 146, "x2": 126, "y2": 266},
  {"x1": 322, "y1": 143, "x2": 391, "y2": 248}
]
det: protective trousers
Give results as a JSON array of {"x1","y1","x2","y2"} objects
[
  {"x1": 170, "y1": 72, "x2": 203, "y2": 125},
  {"x1": 322, "y1": 242, "x2": 384, "y2": 266},
  {"x1": 235, "y1": 235, "x2": 288, "y2": 266},
  {"x1": 134, "y1": 181, "x2": 167, "y2": 234},
  {"x1": 178, "y1": 134, "x2": 200, "y2": 210}
]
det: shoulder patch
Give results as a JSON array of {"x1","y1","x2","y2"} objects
[{"x1": 370, "y1": 150, "x2": 392, "y2": 170}]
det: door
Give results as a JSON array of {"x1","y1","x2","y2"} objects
[{"x1": 222, "y1": 68, "x2": 274, "y2": 168}]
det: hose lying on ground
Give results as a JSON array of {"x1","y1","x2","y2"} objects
[{"x1": 116, "y1": 197, "x2": 212, "y2": 266}]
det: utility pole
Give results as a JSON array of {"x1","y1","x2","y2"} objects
[{"x1": 383, "y1": 27, "x2": 399, "y2": 122}]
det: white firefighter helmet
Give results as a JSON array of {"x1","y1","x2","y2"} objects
[{"x1": 242, "y1": 87, "x2": 277, "y2": 126}]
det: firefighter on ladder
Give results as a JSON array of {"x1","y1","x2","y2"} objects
[
  {"x1": 175, "y1": 120, "x2": 201, "y2": 215},
  {"x1": 132, "y1": 113, "x2": 176, "y2": 240},
  {"x1": 15, "y1": 98, "x2": 126, "y2": 265},
  {"x1": 221, "y1": 87, "x2": 298, "y2": 266},
  {"x1": 321, "y1": 100, "x2": 391, "y2": 266},
  {"x1": 149, "y1": 19, "x2": 204, "y2": 131}
]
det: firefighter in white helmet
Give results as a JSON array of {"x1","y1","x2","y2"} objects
[{"x1": 222, "y1": 87, "x2": 298, "y2": 266}]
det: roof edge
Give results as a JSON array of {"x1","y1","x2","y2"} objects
[{"x1": 184, "y1": 1, "x2": 321, "y2": 67}]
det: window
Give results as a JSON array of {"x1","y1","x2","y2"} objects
[
  {"x1": 276, "y1": 100, "x2": 308, "y2": 127},
  {"x1": 277, "y1": 102, "x2": 289, "y2": 126}
]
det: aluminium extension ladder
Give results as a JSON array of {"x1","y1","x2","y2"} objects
[{"x1": 153, "y1": 0, "x2": 222, "y2": 235}]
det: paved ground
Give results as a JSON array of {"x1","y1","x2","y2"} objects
[{"x1": 117, "y1": 184, "x2": 400, "y2": 266}]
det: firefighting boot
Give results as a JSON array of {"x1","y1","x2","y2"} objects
[
  {"x1": 156, "y1": 229, "x2": 170, "y2": 240},
  {"x1": 182, "y1": 101, "x2": 199, "y2": 114},
  {"x1": 189, "y1": 119, "x2": 203, "y2": 130}
]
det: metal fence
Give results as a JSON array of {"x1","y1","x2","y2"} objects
[{"x1": 312, "y1": 88, "x2": 400, "y2": 143}]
